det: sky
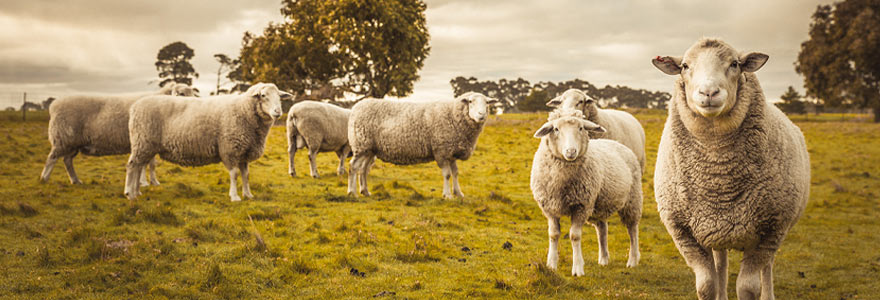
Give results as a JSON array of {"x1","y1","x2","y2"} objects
[{"x1": 0, "y1": 0, "x2": 833, "y2": 109}]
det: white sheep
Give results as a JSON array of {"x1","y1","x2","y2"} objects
[
  {"x1": 347, "y1": 92, "x2": 498, "y2": 199},
  {"x1": 546, "y1": 89, "x2": 646, "y2": 171},
  {"x1": 286, "y1": 101, "x2": 351, "y2": 178},
  {"x1": 651, "y1": 38, "x2": 810, "y2": 300},
  {"x1": 124, "y1": 83, "x2": 291, "y2": 201},
  {"x1": 531, "y1": 109, "x2": 642, "y2": 276},
  {"x1": 39, "y1": 82, "x2": 196, "y2": 186}
]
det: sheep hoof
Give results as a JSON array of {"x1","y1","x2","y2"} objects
[
  {"x1": 243, "y1": 192, "x2": 254, "y2": 199},
  {"x1": 598, "y1": 257, "x2": 609, "y2": 266},
  {"x1": 626, "y1": 260, "x2": 638, "y2": 268},
  {"x1": 360, "y1": 190, "x2": 371, "y2": 197},
  {"x1": 230, "y1": 196, "x2": 242, "y2": 202},
  {"x1": 151, "y1": 180, "x2": 161, "y2": 186},
  {"x1": 571, "y1": 267, "x2": 585, "y2": 277},
  {"x1": 71, "y1": 179, "x2": 83, "y2": 185},
  {"x1": 289, "y1": 172, "x2": 296, "y2": 178},
  {"x1": 454, "y1": 191, "x2": 465, "y2": 198},
  {"x1": 311, "y1": 174, "x2": 319, "y2": 179},
  {"x1": 442, "y1": 193, "x2": 454, "y2": 200}
]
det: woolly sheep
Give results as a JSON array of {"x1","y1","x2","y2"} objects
[
  {"x1": 651, "y1": 38, "x2": 810, "y2": 300},
  {"x1": 124, "y1": 83, "x2": 292, "y2": 201},
  {"x1": 347, "y1": 92, "x2": 498, "y2": 199},
  {"x1": 546, "y1": 89, "x2": 646, "y2": 171},
  {"x1": 286, "y1": 101, "x2": 351, "y2": 178},
  {"x1": 39, "y1": 83, "x2": 197, "y2": 186},
  {"x1": 531, "y1": 109, "x2": 642, "y2": 276}
]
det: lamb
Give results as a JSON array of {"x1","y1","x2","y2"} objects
[
  {"x1": 530, "y1": 109, "x2": 642, "y2": 276},
  {"x1": 546, "y1": 89, "x2": 646, "y2": 171},
  {"x1": 286, "y1": 101, "x2": 351, "y2": 178},
  {"x1": 347, "y1": 92, "x2": 498, "y2": 199},
  {"x1": 651, "y1": 38, "x2": 810, "y2": 300},
  {"x1": 39, "y1": 82, "x2": 197, "y2": 186},
  {"x1": 124, "y1": 83, "x2": 291, "y2": 201}
]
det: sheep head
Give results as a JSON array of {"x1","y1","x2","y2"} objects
[
  {"x1": 652, "y1": 38, "x2": 768, "y2": 118},
  {"x1": 246, "y1": 83, "x2": 292, "y2": 120},
  {"x1": 457, "y1": 91, "x2": 499, "y2": 123},
  {"x1": 545, "y1": 89, "x2": 596, "y2": 114},
  {"x1": 534, "y1": 113, "x2": 605, "y2": 161}
]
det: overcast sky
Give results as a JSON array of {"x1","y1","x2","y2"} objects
[{"x1": 0, "y1": 0, "x2": 832, "y2": 108}]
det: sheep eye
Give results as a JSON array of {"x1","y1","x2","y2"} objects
[
  {"x1": 730, "y1": 61, "x2": 739, "y2": 68},
  {"x1": 681, "y1": 63, "x2": 689, "y2": 70},
  {"x1": 553, "y1": 127, "x2": 559, "y2": 132}
]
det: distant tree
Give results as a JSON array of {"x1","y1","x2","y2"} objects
[
  {"x1": 237, "y1": 0, "x2": 430, "y2": 100},
  {"x1": 776, "y1": 86, "x2": 807, "y2": 114},
  {"x1": 517, "y1": 89, "x2": 552, "y2": 112},
  {"x1": 212, "y1": 54, "x2": 239, "y2": 95},
  {"x1": 796, "y1": 0, "x2": 880, "y2": 122},
  {"x1": 41, "y1": 97, "x2": 55, "y2": 110},
  {"x1": 20, "y1": 102, "x2": 41, "y2": 111},
  {"x1": 5, "y1": 107, "x2": 15, "y2": 112},
  {"x1": 155, "y1": 41, "x2": 199, "y2": 87}
]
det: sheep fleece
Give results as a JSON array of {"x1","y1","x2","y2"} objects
[
  {"x1": 654, "y1": 72, "x2": 810, "y2": 250},
  {"x1": 348, "y1": 99, "x2": 485, "y2": 165}
]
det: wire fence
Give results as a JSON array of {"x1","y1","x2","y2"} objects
[{"x1": 0, "y1": 91, "x2": 64, "y2": 122}]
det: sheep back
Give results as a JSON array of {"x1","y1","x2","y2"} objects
[
  {"x1": 348, "y1": 98, "x2": 485, "y2": 165},
  {"x1": 531, "y1": 138, "x2": 640, "y2": 222},
  {"x1": 288, "y1": 101, "x2": 350, "y2": 152},
  {"x1": 583, "y1": 105, "x2": 647, "y2": 170},
  {"x1": 48, "y1": 92, "x2": 155, "y2": 156},
  {"x1": 654, "y1": 73, "x2": 810, "y2": 250}
]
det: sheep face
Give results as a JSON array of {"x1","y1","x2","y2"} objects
[
  {"x1": 534, "y1": 116, "x2": 605, "y2": 161},
  {"x1": 247, "y1": 83, "x2": 292, "y2": 120},
  {"x1": 545, "y1": 89, "x2": 595, "y2": 116},
  {"x1": 172, "y1": 85, "x2": 198, "y2": 97},
  {"x1": 458, "y1": 92, "x2": 499, "y2": 122},
  {"x1": 652, "y1": 39, "x2": 768, "y2": 118}
]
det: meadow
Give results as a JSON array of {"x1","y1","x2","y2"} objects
[{"x1": 0, "y1": 110, "x2": 877, "y2": 299}]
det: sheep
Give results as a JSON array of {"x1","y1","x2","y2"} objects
[
  {"x1": 651, "y1": 38, "x2": 810, "y2": 300},
  {"x1": 546, "y1": 89, "x2": 646, "y2": 171},
  {"x1": 347, "y1": 92, "x2": 498, "y2": 199},
  {"x1": 124, "y1": 83, "x2": 292, "y2": 201},
  {"x1": 39, "y1": 82, "x2": 197, "y2": 186},
  {"x1": 286, "y1": 100, "x2": 351, "y2": 178},
  {"x1": 531, "y1": 109, "x2": 642, "y2": 276}
]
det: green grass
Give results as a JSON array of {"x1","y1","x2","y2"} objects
[{"x1": 0, "y1": 110, "x2": 878, "y2": 299}]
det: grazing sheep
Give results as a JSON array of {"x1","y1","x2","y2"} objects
[
  {"x1": 651, "y1": 38, "x2": 810, "y2": 300},
  {"x1": 39, "y1": 82, "x2": 197, "y2": 185},
  {"x1": 286, "y1": 101, "x2": 351, "y2": 178},
  {"x1": 531, "y1": 109, "x2": 642, "y2": 276},
  {"x1": 347, "y1": 92, "x2": 498, "y2": 199},
  {"x1": 546, "y1": 89, "x2": 646, "y2": 171},
  {"x1": 124, "y1": 83, "x2": 292, "y2": 201}
]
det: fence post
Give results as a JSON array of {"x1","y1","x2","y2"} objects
[{"x1": 22, "y1": 92, "x2": 27, "y2": 122}]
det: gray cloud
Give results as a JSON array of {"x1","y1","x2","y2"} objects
[{"x1": 0, "y1": 0, "x2": 833, "y2": 108}]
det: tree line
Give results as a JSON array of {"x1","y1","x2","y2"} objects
[{"x1": 450, "y1": 76, "x2": 671, "y2": 112}]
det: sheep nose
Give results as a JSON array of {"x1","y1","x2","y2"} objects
[
  {"x1": 699, "y1": 87, "x2": 720, "y2": 98},
  {"x1": 564, "y1": 149, "x2": 577, "y2": 160}
]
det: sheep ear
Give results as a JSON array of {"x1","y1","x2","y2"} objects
[
  {"x1": 584, "y1": 96, "x2": 595, "y2": 104},
  {"x1": 486, "y1": 97, "x2": 499, "y2": 104},
  {"x1": 546, "y1": 96, "x2": 562, "y2": 107},
  {"x1": 652, "y1": 56, "x2": 683, "y2": 75},
  {"x1": 534, "y1": 122, "x2": 554, "y2": 138},
  {"x1": 279, "y1": 91, "x2": 293, "y2": 101},
  {"x1": 583, "y1": 120, "x2": 605, "y2": 133},
  {"x1": 740, "y1": 52, "x2": 769, "y2": 73}
]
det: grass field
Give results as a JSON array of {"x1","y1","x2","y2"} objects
[{"x1": 0, "y1": 110, "x2": 878, "y2": 299}]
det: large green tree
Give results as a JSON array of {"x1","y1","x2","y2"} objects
[
  {"x1": 797, "y1": 0, "x2": 880, "y2": 122},
  {"x1": 155, "y1": 41, "x2": 199, "y2": 87},
  {"x1": 237, "y1": 0, "x2": 430, "y2": 99}
]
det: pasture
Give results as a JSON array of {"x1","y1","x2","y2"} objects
[{"x1": 0, "y1": 110, "x2": 877, "y2": 299}]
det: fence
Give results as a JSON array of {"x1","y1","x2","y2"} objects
[{"x1": 0, "y1": 91, "x2": 63, "y2": 121}]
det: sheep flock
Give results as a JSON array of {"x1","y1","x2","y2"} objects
[{"x1": 34, "y1": 38, "x2": 810, "y2": 299}]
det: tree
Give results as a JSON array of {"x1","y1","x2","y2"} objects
[
  {"x1": 776, "y1": 86, "x2": 807, "y2": 115},
  {"x1": 213, "y1": 54, "x2": 239, "y2": 95},
  {"x1": 155, "y1": 41, "x2": 199, "y2": 87},
  {"x1": 41, "y1": 97, "x2": 55, "y2": 110},
  {"x1": 517, "y1": 89, "x2": 552, "y2": 112},
  {"x1": 796, "y1": 0, "x2": 880, "y2": 122},
  {"x1": 237, "y1": 0, "x2": 430, "y2": 100}
]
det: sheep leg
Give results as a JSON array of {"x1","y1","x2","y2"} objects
[
  {"x1": 40, "y1": 148, "x2": 62, "y2": 183},
  {"x1": 148, "y1": 157, "x2": 160, "y2": 186},
  {"x1": 737, "y1": 248, "x2": 776, "y2": 300},
  {"x1": 668, "y1": 223, "x2": 718, "y2": 300},
  {"x1": 570, "y1": 215, "x2": 586, "y2": 276},
  {"x1": 760, "y1": 257, "x2": 775, "y2": 300},
  {"x1": 347, "y1": 154, "x2": 362, "y2": 196},
  {"x1": 358, "y1": 155, "x2": 374, "y2": 196},
  {"x1": 437, "y1": 160, "x2": 452, "y2": 199},
  {"x1": 139, "y1": 165, "x2": 150, "y2": 186},
  {"x1": 239, "y1": 162, "x2": 253, "y2": 199},
  {"x1": 227, "y1": 166, "x2": 241, "y2": 202},
  {"x1": 714, "y1": 249, "x2": 729, "y2": 299},
  {"x1": 450, "y1": 160, "x2": 464, "y2": 198},
  {"x1": 335, "y1": 145, "x2": 350, "y2": 176},
  {"x1": 546, "y1": 217, "x2": 560, "y2": 270},
  {"x1": 594, "y1": 220, "x2": 610, "y2": 266},
  {"x1": 63, "y1": 152, "x2": 83, "y2": 184},
  {"x1": 287, "y1": 125, "x2": 297, "y2": 177},
  {"x1": 308, "y1": 146, "x2": 320, "y2": 178}
]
